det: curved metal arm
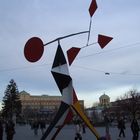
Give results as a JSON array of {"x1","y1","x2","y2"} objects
[{"x1": 43, "y1": 31, "x2": 89, "y2": 46}]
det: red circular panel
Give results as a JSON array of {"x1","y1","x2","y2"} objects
[{"x1": 24, "y1": 37, "x2": 44, "y2": 62}]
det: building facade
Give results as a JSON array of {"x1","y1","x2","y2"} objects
[
  {"x1": 19, "y1": 91, "x2": 84, "y2": 120},
  {"x1": 99, "y1": 93, "x2": 110, "y2": 106},
  {"x1": 85, "y1": 93, "x2": 111, "y2": 123},
  {"x1": 20, "y1": 91, "x2": 62, "y2": 111}
]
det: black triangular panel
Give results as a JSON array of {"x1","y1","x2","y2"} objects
[
  {"x1": 52, "y1": 44, "x2": 67, "y2": 68},
  {"x1": 41, "y1": 101, "x2": 69, "y2": 140},
  {"x1": 51, "y1": 71, "x2": 72, "y2": 93}
]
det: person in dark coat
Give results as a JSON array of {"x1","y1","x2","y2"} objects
[
  {"x1": 32, "y1": 120, "x2": 39, "y2": 135},
  {"x1": 131, "y1": 118, "x2": 139, "y2": 140},
  {"x1": 40, "y1": 120, "x2": 46, "y2": 135},
  {"x1": 117, "y1": 118, "x2": 125, "y2": 138},
  {"x1": 81, "y1": 122, "x2": 86, "y2": 134},
  {"x1": 75, "y1": 120, "x2": 82, "y2": 140},
  {"x1": 104, "y1": 115, "x2": 110, "y2": 134},
  {"x1": 5, "y1": 120, "x2": 15, "y2": 140},
  {"x1": 0, "y1": 120, "x2": 3, "y2": 140}
]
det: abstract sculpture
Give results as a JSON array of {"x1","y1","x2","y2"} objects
[{"x1": 24, "y1": 0, "x2": 113, "y2": 139}]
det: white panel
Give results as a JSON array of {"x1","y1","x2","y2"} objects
[
  {"x1": 62, "y1": 81, "x2": 73, "y2": 105},
  {"x1": 46, "y1": 109, "x2": 69, "y2": 140},
  {"x1": 51, "y1": 64, "x2": 69, "y2": 75}
]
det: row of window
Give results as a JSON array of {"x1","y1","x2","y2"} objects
[
  {"x1": 23, "y1": 105, "x2": 57, "y2": 110},
  {"x1": 22, "y1": 101, "x2": 61, "y2": 105},
  {"x1": 20, "y1": 96, "x2": 61, "y2": 101}
]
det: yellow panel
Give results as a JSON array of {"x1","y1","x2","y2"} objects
[{"x1": 72, "y1": 101, "x2": 100, "y2": 139}]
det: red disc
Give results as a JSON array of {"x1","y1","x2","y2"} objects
[{"x1": 24, "y1": 37, "x2": 44, "y2": 62}]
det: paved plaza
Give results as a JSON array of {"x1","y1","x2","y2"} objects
[{"x1": 3, "y1": 123, "x2": 135, "y2": 140}]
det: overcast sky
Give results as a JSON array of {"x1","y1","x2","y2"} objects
[{"x1": 0, "y1": 0, "x2": 140, "y2": 108}]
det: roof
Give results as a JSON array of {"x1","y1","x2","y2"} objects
[{"x1": 99, "y1": 93, "x2": 110, "y2": 100}]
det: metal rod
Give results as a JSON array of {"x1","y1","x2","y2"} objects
[
  {"x1": 87, "y1": 18, "x2": 92, "y2": 46},
  {"x1": 43, "y1": 31, "x2": 89, "y2": 46},
  {"x1": 81, "y1": 42, "x2": 98, "y2": 49}
]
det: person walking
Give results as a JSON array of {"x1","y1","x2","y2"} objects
[
  {"x1": 104, "y1": 114, "x2": 111, "y2": 140},
  {"x1": 32, "y1": 120, "x2": 39, "y2": 135},
  {"x1": 131, "y1": 118, "x2": 139, "y2": 140},
  {"x1": 104, "y1": 114, "x2": 110, "y2": 134},
  {"x1": 75, "y1": 120, "x2": 82, "y2": 140},
  {"x1": 0, "y1": 120, "x2": 3, "y2": 140},
  {"x1": 40, "y1": 120, "x2": 46, "y2": 135},
  {"x1": 5, "y1": 120, "x2": 15, "y2": 140},
  {"x1": 81, "y1": 122, "x2": 86, "y2": 134},
  {"x1": 117, "y1": 117, "x2": 125, "y2": 138}
]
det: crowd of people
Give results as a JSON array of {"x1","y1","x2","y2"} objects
[
  {"x1": 0, "y1": 116, "x2": 139, "y2": 140},
  {"x1": 103, "y1": 115, "x2": 140, "y2": 140},
  {"x1": 30, "y1": 119, "x2": 46, "y2": 135},
  {"x1": 0, "y1": 118, "x2": 46, "y2": 140},
  {"x1": 0, "y1": 119, "x2": 15, "y2": 140},
  {"x1": 117, "y1": 117, "x2": 140, "y2": 140}
]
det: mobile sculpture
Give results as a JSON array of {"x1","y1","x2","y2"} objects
[{"x1": 24, "y1": 0, "x2": 113, "y2": 140}]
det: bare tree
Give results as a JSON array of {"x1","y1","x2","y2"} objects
[
  {"x1": 116, "y1": 89, "x2": 140, "y2": 119},
  {"x1": 92, "y1": 102, "x2": 99, "y2": 107}
]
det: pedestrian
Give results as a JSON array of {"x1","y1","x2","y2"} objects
[
  {"x1": 5, "y1": 120, "x2": 15, "y2": 140},
  {"x1": 81, "y1": 122, "x2": 86, "y2": 134},
  {"x1": 117, "y1": 117, "x2": 125, "y2": 138},
  {"x1": 40, "y1": 119, "x2": 46, "y2": 135},
  {"x1": 104, "y1": 114, "x2": 110, "y2": 134},
  {"x1": 32, "y1": 120, "x2": 39, "y2": 135},
  {"x1": 104, "y1": 115, "x2": 111, "y2": 140},
  {"x1": 131, "y1": 118, "x2": 139, "y2": 140},
  {"x1": 0, "y1": 120, "x2": 3, "y2": 140},
  {"x1": 75, "y1": 120, "x2": 82, "y2": 140}
]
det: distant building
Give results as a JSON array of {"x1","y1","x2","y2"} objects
[
  {"x1": 19, "y1": 91, "x2": 84, "y2": 120},
  {"x1": 20, "y1": 91, "x2": 62, "y2": 111},
  {"x1": 86, "y1": 93, "x2": 140, "y2": 123},
  {"x1": 99, "y1": 93, "x2": 110, "y2": 107},
  {"x1": 86, "y1": 93, "x2": 111, "y2": 123}
]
